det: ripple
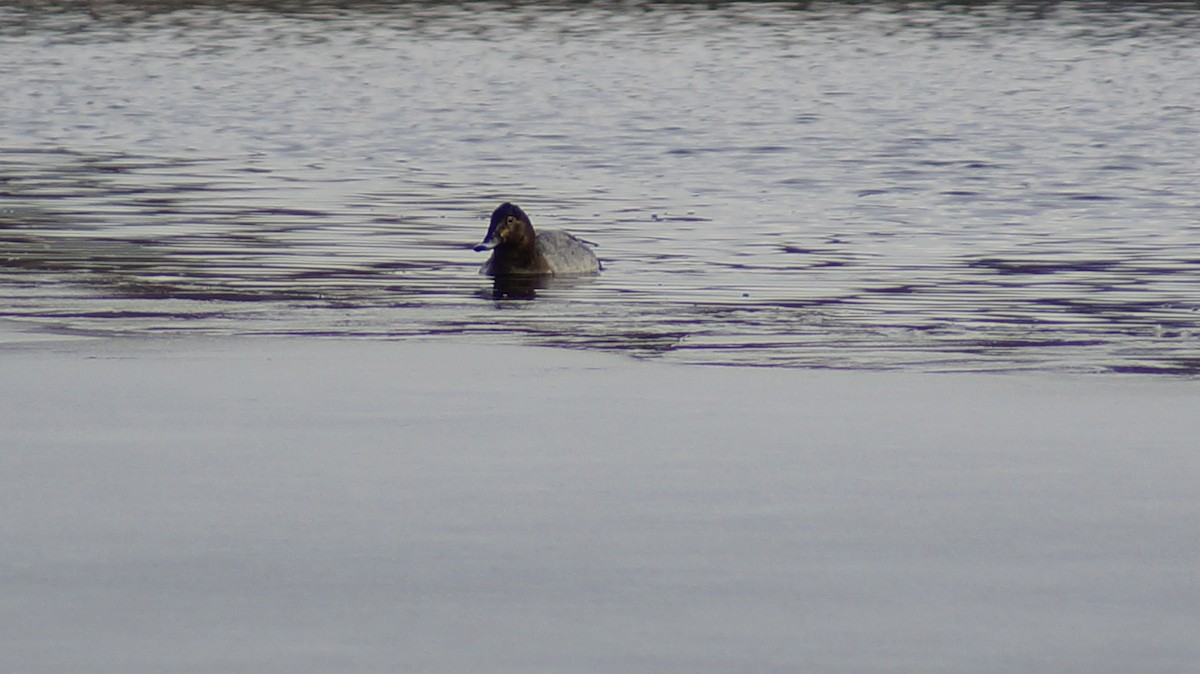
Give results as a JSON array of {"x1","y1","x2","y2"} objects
[{"x1": 3, "y1": 5, "x2": 1200, "y2": 374}]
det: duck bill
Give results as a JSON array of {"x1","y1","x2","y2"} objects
[{"x1": 473, "y1": 236, "x2": 498, "y2": 252}]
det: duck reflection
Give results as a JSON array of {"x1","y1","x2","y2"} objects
[
  {"x1": 488, "y1": 273, "x2": 551, "y2": 300},
  {"x1": 480, "y1": 272, "x2": 600, "y2": 301}
]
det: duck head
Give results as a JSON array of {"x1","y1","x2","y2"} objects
[{"x1": 474, "y1": 202, "x2": 535, "y2": 252}]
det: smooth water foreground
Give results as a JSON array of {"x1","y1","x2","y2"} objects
[
  {"x1": 4, "y1": 339, "x2": 1199, "y2": 673},
  {"x1": 2, "y1": 1, "x2": 1198, "y2": 372}
]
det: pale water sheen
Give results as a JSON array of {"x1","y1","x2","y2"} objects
[{"x1": 2, "y1": 1, "x2": 1200, "y2": 372}]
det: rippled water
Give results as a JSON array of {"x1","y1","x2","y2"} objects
[{"x1": 2, "y1": 1, "x2": 1199, "y2": 373}]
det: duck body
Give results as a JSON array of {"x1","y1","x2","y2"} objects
[{"x1": 474, "y1": 203, "x2": 601, "y2": 276}]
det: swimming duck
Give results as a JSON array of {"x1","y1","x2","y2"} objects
[{"x1": 474, "y1": 202, "x2": 601, "y2": 276}]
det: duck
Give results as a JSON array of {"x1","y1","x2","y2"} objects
[{"x1": 474, "y1": 202, "x2": 601, "y2": 276}]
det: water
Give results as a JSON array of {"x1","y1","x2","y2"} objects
[
  {"x1": 5, "y1": 340, "x2": 1200, "y2": 673},
  {"x1": 2, "y1": 1, "x2": 1200, "y2": 373}
]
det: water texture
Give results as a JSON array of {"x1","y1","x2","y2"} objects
[{"x1": 2, "y1": 1, "x2": 1199, "y2": 373}]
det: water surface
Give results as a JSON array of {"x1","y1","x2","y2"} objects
[{"x1": 2, "y1": 1, "x2": 1199, "y2": 372}]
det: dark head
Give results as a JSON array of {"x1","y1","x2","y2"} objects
[{"x1": 474, "y1": 202, "x2": 535, "y2": 252}]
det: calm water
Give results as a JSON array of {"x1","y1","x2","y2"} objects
[{"x1": 2, "y1": 1, "x2": 1200, "y2": 373}]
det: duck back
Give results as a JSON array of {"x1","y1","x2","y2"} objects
[{"x1": 535, "y1": 230, "x2": 601, "y2": 275}]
